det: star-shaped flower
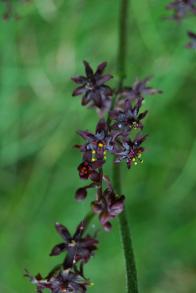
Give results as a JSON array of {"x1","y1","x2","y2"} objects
[
  {"x1": 114, "y1": 136, "x2": 147, "y2": 168},
  {"x1": 119, "y1": 77, "x2": 162, "y2": 101},
  {"x1": 76, "y1": 119, "x2": 113, "y2": 168},
  {"x1": 25, "y1": 266, "x2": 91, "y2": 293},
  {"x1": 50, "y1": 220, "x2": 98, "y2": 266},
  {"x1": 110, "y1": 98, "x2": 148, "y2": 133},
  {"x1": 72, "y1": 61, "x2": 113, "y2": 113}
]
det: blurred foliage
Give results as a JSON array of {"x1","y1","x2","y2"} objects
[{"x1": 0, "y1": 0, "x2": 196, "y2": 292}]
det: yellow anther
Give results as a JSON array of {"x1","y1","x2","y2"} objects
[
  {"x1": 92, "y1": 150, "x2": 96, "y2": 154},
  {"x1": 138, "y1": 153, "x2": 142, "y2": 158},
  {"x1": 92, "y1": 158, "x2": 96, "y2": 162},
  {"x1": 98, "y1": 142, "x2": 104, "y2": 148},
  {"x1": 90, "y1": 282, "x2": 95, "y2": 287},
  {"x1": 69, "y1": 240, "x2": 76, "y2": 247},
  {"x1": 104, "y1": 150, "x2": 107, "y2": 155},
  {"x1": 141, "y1": 160, "x2": 144, "y2": 163},
  {"x1": 104, "y1": 156, "x2": 107, "y2": 160},
  {"x1": 134, "y1": 161, "x2": 138, "y2": 165},
  {"x1": 132, "y1": 158, "x2": 136, "y2": 162}
]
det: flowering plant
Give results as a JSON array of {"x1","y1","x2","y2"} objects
[{"x1": 25, "y1": 58, "x2": 161, "y2": 292}]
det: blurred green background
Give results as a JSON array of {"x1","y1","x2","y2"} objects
[{"x1": 0, "y1": 0, "x2": 196, "y2": 292}]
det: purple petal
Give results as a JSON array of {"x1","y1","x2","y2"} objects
[
  {"x1": 109, "y1": 110, "x2": 120, "y2": 119},
  {"x1": 95, "y1": 62, "x2": 107, "y2": 75},
  {"x1": 81, "y1": 92, "x2": 91, "y2": 105},
  {"x1": 71, "y1": 76, "x2": 86, "y2": 84},
  {"x1": 96, "y1": 118, "x2": 108, "y2": 134},
  {"x1": 96, "y1": 74, "x2": 113, "y2": 86},
  {"x1": 138, "y1": 110, "x2": 148, "y2": 120},
  {"x1": 92, "y1": 91, "x2": 102, "y2": 108},
  {"x1": 77, "y1": 130, "x2": 95, "y2": 141},
  {"x1": 83, "y1": 60, "x2": 94, "y2": 77},
  {"x1": 100, "y1": 211, "x2": 110, "y2": 225},
  {"x1": 110, "y1": 197, "x2": 125, "y2": 216},
  {"x1": 55, "y1": 223, "x2": 71, "y2": 241},
  {"x1": 74, "y1": 220, "x2": 87, "y2": 238},
  {"x1": 72, "y1": 86, "x2": 86, "y2": 96},
  {"x1": 49, "y1": 243, "x2": 67, "y2": 256},
  {"x1": 135, "y1": 134, "x2": 148, "y2": 145}
]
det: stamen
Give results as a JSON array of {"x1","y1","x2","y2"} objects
[
  {"x1": 98, "y1": 142, "x2": 104, "y2": 148},
  {"x1": 69, "y1": 240, "x2": 76, "y2": 247}
]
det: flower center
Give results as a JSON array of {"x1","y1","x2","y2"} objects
[
  {"x1": 69, "y1": 240, "x2": 77, "y2": 247},
  {"x1": 132, "y1": 151, "x2": 143, "y2": 165},
  {"x1": 91, "y1": 142, "x2": 107, "y2": 162}
]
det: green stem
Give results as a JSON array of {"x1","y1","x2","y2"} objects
[
  {"x1": 113, "y1": 0, "x2": 139, "y2": 292},
  {"x1": 118, "y1": 0, "x2": 129, "y2": 89}
]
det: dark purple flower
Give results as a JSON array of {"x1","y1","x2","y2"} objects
[
  {"x1": 110, "y1": 98, "x2": 148, "y2": 133},
  {"x1": 50, "y1": 220, "x2": 98, "y2": 266},
  {"x1": 75, "y1": 183, "x2": 95, "y2": 201},
  {"x1": 77, "y1": 119, "x2": 113, "y2": 167},
  {"x1": 114, "y1": 135, "x2": 147, "y2": 169},
  {"x1": 186, "y1": 31, "x2": 196, "y2": 48},
  {"x1": 25, "y1": 266, "x2": 91, "y2": 293},
  {"x1": 118, "y1": 77, "x2": 162, "y2": 101},
  {"x1": 166, "y1": 0, "x2": 196, "y2": 20},
  {"x1": 77, "y1": 161, "x2": 102, "y2": 183},
  {"x1": 77, "y1": 161, "x2": 94, "y2": 179},
  {"x1": 91, "y1": 189, "x2": 125, "y2": 231},
  {"x1": 72, "y1": 61, "x2": 113, "y2": 113}
]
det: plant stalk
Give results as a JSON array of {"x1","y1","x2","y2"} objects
[{"x1": 113, "y1": 0, "x2": 139, "y2": 292}]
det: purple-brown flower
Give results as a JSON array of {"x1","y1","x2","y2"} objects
[
  {"x1": 72, "y1": 61, "x2": 113, "y2": 113},
  {"x1": 25, "y1": 266, "x2": 91, "y2": 293},
  {"x1": 92, "y1": 188, "x2": 125, "y2": 231},
  {"x1": 119, "y1": 77, "x2": 162, "y2": 101},
  {"x1": 110, "y1": 98, "x2": 148, "y2": 133},
  {"x1": 114, "y1": 135, "x2": 147, "y2": 169},
  {"x1": 50, "y1": 220, "x2": 98, "y2": 266},
  {"x1": 166, "y1": 0, "x2": 196, "y2": 20},
  {"x1": 76, "y1": 119, "x2": 113, "y2": 167}
]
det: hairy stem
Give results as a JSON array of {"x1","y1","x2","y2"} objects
[{"x1": 113, "y1": 0, "x2": 139, "y2": 292}]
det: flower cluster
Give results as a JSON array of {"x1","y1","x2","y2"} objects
[
  {"x1": 166, "y1": 0, "x2": 196, "y2": 48},
  {"x1": 72, "y1": 61, "x2": 113, "y2": 115},
  {"x1": 25, "y1": 219, "x2": 98, "y2": 292},
  {"x1": 73, "y1": 61, "x2": 161, "y2": 231},
  {"x1": 26, "y1": 60, "x2": 161, "y2": 292}
]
